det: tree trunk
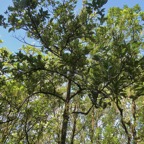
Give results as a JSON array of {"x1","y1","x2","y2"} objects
[
  {"x1": 131, "y1": 100, "x2": 137, "y2": 144},
  {"x1": 70, "y1": 104, "x2": 77, "y2": 144},
  {"x1": 61, "y1": 80, "x2": 71, "y2": 144},
  {"x1": 90, "y1": 107, "x2": 94, "y2": 143}
]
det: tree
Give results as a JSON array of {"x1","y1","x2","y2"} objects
[
  {"x1": 0, "y1": 1, "x2": 144, "y2": 144},
  {"x1": 89, "y1": 5, "x2": 144, "y2": 144},
  {"x1": 0, "y1": 0, "x2": 108, "y2": 143}
]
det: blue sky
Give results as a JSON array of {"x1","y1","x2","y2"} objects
[{"x1": 0, "y1": 0, "x2": 144, "y2": 52}]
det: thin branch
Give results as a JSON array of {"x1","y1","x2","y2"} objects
[
  {"x1": 13, "y1": 35, "x2": 42, "y2": 48},
  {"x1": 70, "y1": 88, "x2": 83, "y2": 100},
  {"x1": 38, "y1": 90, "x2": 66, "y2": 102},
  {"x1": 70, "y1": 81, "x2": 85, "y2": 100},
  {"x1": 72, "y1": 105, "x2": 94, "y2": 115}
]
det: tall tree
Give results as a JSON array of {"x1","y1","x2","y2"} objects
[{"x1": 0, "y1": 0, "x2": 108, "y2": 143}]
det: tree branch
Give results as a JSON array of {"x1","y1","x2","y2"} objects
[
  {"x1": 72, "y1": 105, "x2": 94, "y2": 115},
  {"x1": 38, "y1": 90, "x2": 66, "y2": 102}
]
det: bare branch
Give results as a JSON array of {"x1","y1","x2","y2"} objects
[{"x1": 13, "y1": 35, "x2": 42, "y2": 48}]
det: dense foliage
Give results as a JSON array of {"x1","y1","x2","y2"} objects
[{"x1": 0, "y1": 0, "x2": 144, "y2": 144}]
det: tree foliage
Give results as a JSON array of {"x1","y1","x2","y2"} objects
[{"x1": 0, "y1": 0, "x2": 144, "y2": 144}]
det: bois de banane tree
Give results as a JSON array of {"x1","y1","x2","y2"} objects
[{"x1": 0, "y1": 0, "x2": 144, "y2": 143}]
